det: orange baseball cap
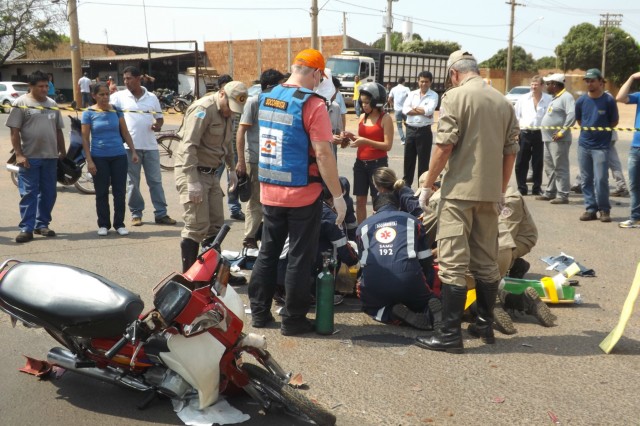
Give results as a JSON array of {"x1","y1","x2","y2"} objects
[{"x1": 293, "y1": 49, "x2": 327, "y2": 77}]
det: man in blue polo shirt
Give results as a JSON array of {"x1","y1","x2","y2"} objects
[
  {"x1": 575, "y1": 68, "x2": 619, "y2": 223},
  {"x1": 616, "y1": 71, "x2": 640, "y2": 228}
]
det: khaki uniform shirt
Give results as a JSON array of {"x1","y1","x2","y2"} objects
[
  {"x1": 437, "y1": 75, "x2": 519, "y2": 202},
  {"x1": 175, "y1": 93, "x2": 234, "y2": 184}
]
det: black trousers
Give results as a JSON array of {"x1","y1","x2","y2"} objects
[
  {"x1": 248, "y1": 196, "x2": 322, "y2": 326},
  {"x1": 403, "y1": 125, "x2": 432, "y2": 187},
  {"x1": 515, "y1": 130, "x2": 544, "y2": 195}
]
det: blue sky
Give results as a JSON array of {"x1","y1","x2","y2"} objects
[{"x1": 73, "y1": 0, "x2": 640, "y2": 62}]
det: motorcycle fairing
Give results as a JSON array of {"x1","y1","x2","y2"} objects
[
  {"x1": 161, "y1": 332, "x2": 225, "y2": 409},
  {"x1": 0, "y1": 262, "x2": 143, "y2": 338}
]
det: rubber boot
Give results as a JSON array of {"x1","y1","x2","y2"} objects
[
  {"x1": 493, "y1": 291, "x2": 517, "y2": 335},
  {"x1": 503, "y1": 287, "x2": 556, "y2": 327},
  {"x1": 415, "y1": 284, "x2": 467, "y2": 354},
  {"x1": 181, "y1": 238, "x2": 200, "y2": 273},
  {"x1": 468, "y1": 280, "x2": 500, "y2": 344}
]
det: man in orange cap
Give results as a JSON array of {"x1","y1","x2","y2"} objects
[{"x1": 248, "y1": 48, "x2": 347, "y2": 336}]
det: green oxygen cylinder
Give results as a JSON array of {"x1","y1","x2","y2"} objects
[{"x1": 315, "y1": 252, "x2": 335, "y2": 335}]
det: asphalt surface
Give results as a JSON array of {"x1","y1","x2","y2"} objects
[{"x1": 1, "y1": 106, "x2": 640, "y2": 425}]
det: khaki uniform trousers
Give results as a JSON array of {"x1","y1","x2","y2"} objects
[
  {"x1": 176, "y1": 170, "x2": 224, "y2": 242},
  {"x1": 244, "y1": 162, "x2": 263, "y2": 239},
  {"x1": 437, "y1": 199, "x2": 501, "y2": 287}
]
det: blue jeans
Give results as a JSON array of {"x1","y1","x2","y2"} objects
[
  {"x1": 354, "y1": 100, "x2": 361, "y2": 118},
  {"x1": 93, "y1": 155, "x2": 128, "y2": 229},
  {"x1": 215, "y1": 163, "x2": 242, "y2": 215},
  {"x1": 127, "y1": 149, "x2": 168, "y2": 219},
  {"x1": 628, "y1": 146, "x2": 640, "y2": 220},
  {"x1": 394, "y1": 110, "x2": 406, "y2": 142},
  {"x1": 578, "y1": 145, "x2": 610, "y2": 213},
  {"x1": 81, "y1": 92, "x2": 91, "y2": 108},
  {"x1": 17, "y1": 158, "x2": 58, "y2": 232}
]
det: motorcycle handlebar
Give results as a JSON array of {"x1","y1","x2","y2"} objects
[
  {"x1": 104, "y1": 335, "x2": 129, "y2": 359},
  {"x1": 210, "y1": 224, "x2": 231, "y2": 249}
]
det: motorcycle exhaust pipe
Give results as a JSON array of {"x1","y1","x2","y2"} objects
[{"x1": 47, "y1": 347, "x2": 152, "y2": 392}]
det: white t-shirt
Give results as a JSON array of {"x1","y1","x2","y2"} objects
[
  {"x1": 78, "y1": 76, "x2": 91, "y2": 93},
  {"x1": 110, "y1": 88, "x2": 163, "y2": 150},
  {"x1": 389, "y1": 84, "x2": 410, "y2": 111}
]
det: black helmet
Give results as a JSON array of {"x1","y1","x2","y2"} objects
[
  {"x1": 236, "y1": 174, "x2": 251, "y2": 202},
  {"x1": 57, "y1": 157, "x2": 82, "y2": 185},
  {"x1": 358, "y1": 82, "x2": 387, "y2": 109}
]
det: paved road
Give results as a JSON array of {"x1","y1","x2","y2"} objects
[{"x1": 0, "y1": 108, "x2": 639, "y2": 425}]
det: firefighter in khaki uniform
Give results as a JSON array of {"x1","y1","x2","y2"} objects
[
  {"x1": 174, "y1": 81, "x2": 248, "y2": 272},
  {"x1": 415, "y1": 50, "x2": 519, "y2": 354}
]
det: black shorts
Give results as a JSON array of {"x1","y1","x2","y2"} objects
[{"x1": 353, "y1": 157, "x2": 388, "y2": 197}]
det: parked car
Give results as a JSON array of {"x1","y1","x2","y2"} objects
[
  {"x1": 0, "y1": 81, "x2": 29, "y2": 113},
  {"x1": 505, "y1": 85, "x2": 530, "y2": 106}
]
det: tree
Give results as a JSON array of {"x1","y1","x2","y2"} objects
[
  {"x1": 398, "y1": 39, "x2": 460, "y2": 56},
  {"x1": 536, "y1": 56, "x2": 557, "y2": 70},
  {"x1": 0, "y1": 0, "x2": 64, "y2": 67},
  {"x1": 555, "y1": 23, "x2": 640, "y2": 86},
  {"x1": 479, "y1": 46, "x2": 537, "y2": 72},
  {"x1": 372, "y1": 31, "x2": 421, "y2": 51}
]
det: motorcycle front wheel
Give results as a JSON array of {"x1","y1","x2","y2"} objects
[
  {"x1": 174, "y1": 100, "x2": 187, "y2": 113},
  {"x1": 242, "y1": 363, "x2": 336, "y2": 426}
]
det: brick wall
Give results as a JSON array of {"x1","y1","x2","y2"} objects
[{"x1": 204, "y1": 35, "x2": 368, "y2": 85}]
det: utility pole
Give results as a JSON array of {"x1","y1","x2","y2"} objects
[
  {"x1": 311, "y1": 0, "x2": 318, "y2": 49},
  {"x1": 505, "y1": 0, "x2": 524, "y2": 94},
  {"x1": 68, "y1": 0, "x2": 82, "y2": 106},
  {"x1": 600, "y1": 13, "x2": 623, "y2": 79},
  {"x1": 385, "y1": 0, "x2": 396, "y2": 51},
  {"x1": 343, "y1": 12, "x2": 348, "y2": 49}
]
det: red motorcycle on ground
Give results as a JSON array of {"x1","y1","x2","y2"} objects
[{"x1": 0, "y1": 224, "x2": 336, "y2": 425}]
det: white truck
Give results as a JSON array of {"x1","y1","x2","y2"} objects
[{"x1": 326, "y1": 48, "x2": 448, "y2": 106}]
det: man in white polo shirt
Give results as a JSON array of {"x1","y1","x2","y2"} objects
[
  {"x1": 388, "y1": 77, "x2": 410, "y2": 145},
  {"x1": 402, "y1": 71, "x2": 439, "y2": 187},
  {"x1": 110, "y1": 66, "x2": 176, "y2": 227}
]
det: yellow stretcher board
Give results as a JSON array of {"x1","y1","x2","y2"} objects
[{"x1": 599, "y1": 263, "x2": 640, "y2": 354}]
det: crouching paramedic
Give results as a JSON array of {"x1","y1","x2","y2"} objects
[{"x1": 356, "y1": 193, "x2": 441, "y2": 330}]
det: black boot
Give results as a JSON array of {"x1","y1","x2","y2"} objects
[
  {"x1": 415, "y1": 284, "x2": 467, "y2": 354},
  {"x1": 468, "y1": 280, "x2": 500, "y2": 344},
  {"x1": 508, "y1": 258, "x2": 530, "y2": 279},
  {"x1": 502, "y1": 287, "x2": 556, "y2": 327},
  {"x1": 181, "y1": 238, "x2": 200, "y2": 273}
]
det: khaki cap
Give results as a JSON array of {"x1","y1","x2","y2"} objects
[{"x1": 223, "y1": 81, "x2": 248, "y2": 114}]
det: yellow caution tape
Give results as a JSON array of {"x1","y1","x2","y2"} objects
[
  {"x1": 599, "y1": 262, "x2": 640, "y2": 354},
  {"x1": 0, "y1": 104, "x2": 184, "y2": 115}
]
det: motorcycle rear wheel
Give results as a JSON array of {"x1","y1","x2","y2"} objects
[{"x1": 242, "y1": 363, "x2": 336, "y2": 426}]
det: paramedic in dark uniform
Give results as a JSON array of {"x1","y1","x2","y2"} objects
[
  {"x1": 248, "y1": 49, "x2": 346, "y2": 336},
  {"x1": 356, "y1": 193, "x2": 441, "y2": 330},
  {"x1": 416, "y1": 50, "x2": 519, "y2": 353},
  {"x1": 174, "y1": 81, "x2": 248, "y2": 272}
]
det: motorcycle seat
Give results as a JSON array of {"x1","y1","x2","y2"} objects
[{"x1": 0, "y1": 262, "x2": 144, "y2": 338}]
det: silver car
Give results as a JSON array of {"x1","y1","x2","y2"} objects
[
  {"x1": 505, "y1": 85, "x2": 530, "y2": 106},
  {"x1": 0, "y1": 81, "x2": 29, "y2": 113}
]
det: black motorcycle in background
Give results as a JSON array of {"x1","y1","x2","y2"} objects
[
  {"x1": 173, "y1": 90, "x2": 195, "y2": 113},
  {"x1": 154, "y1": 88, "x2": 176, "y2": 112}
]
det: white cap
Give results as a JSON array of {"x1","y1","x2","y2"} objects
[{"x1": 543, "y1": 73, "x2": 565, "y2": 84}]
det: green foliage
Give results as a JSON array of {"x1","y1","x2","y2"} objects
[
  {"x1": 479, "y1": 45, "x2": 537, "y2": 72},
  {"x1": 536, "y1": 56, "x2": 557, "y2": 70},
  {"x1": 398, "y1": 39, "x2": 461, "y2": 56},
  {"x1": 32, "y1": 29, "x2": 65, "y2": 51},
  {"x1": 0, "y1": 0, "x2": 63, "y2": 66},
  {"x1": 555, "y1": 23, "x2": 640, "y2": 86}
]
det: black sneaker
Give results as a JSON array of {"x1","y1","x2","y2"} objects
[
  {"x1": 34, "y1": 227, "x2": 56, "y2": 237},
  {"x1": 281, "y1": 318, "x2": 315, "y2": 336},
  {"x1": 508, "y1": 258, "x2": 530, "y2": 279},
  {"x1": 522, "y1": 287, "x2": 556, "y2": 327},
  {"x1": 230, "y1": 212, "x2": 245, "y2": 221},
  {"x1": 252, "y1": 313, "x2": 275, "y2": 328},
  {"x1": 228, "y1": 274, "x2": 247, "y2": 286},
  {"x1": 391, "y1": 304, "x2": 433, "y2": 330}
]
